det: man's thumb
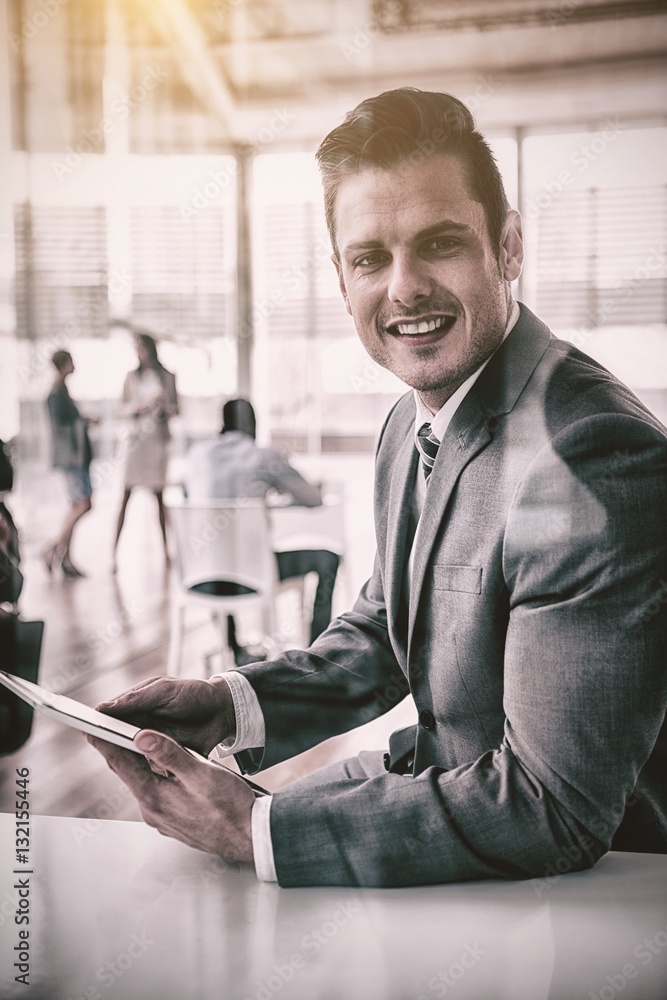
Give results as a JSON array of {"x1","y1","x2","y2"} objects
[{"x1": 135, "y1": 730, "x2": 194, "y2": 776}]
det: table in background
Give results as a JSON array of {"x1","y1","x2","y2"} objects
[
  {"x1": 1, "y1": 814, "x2": 666, "y2": 1000},
  {"x1": 270, "y1": 491, "x2": 346, "y2": 557}
]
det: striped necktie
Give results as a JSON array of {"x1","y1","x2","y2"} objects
[{"x1": 416, "y1": 423, "x2": 440, "y2": 481}]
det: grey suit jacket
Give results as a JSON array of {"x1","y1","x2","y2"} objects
[{"x1": 237, "y1": 305, "x2": 667, "y2": 887}]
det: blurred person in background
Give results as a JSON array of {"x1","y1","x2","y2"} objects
[
  {"x1": 112, "y1": 333, "x2": 178, "y2": 572},
  {"x1": 43, "y1": 350, "x2": 96, "y2": 579},
  {"x1": 0, "y1": 440, "x2": 22, "y2": 607},
  {"x1": 186, "y1": 398, "x2": 340, "y2": 660}
]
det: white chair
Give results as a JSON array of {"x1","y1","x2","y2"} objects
[{"x1": 166, "y1": 499, "x2": 279, "y2": 675}]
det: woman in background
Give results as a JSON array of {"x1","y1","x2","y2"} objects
[
  {"x1": 44, "y1": 349, "x2": 96, "y2": 578},
  {"x1": 112, "y1": 333, "x2": 178, "y2": 571}
]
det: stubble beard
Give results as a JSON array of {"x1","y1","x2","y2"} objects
[{"x1": 367, "y1": 309, "x2": 508, "y2": 411}]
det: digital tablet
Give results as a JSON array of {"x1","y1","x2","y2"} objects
[
  {"x1": 0, "y1": 670, "x2": 269, "y2": 794},
  {"x1": 0, "y1": 670, "x2": 210, "y2": 763}
]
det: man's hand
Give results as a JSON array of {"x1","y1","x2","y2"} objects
[
  {"x1": 96, "y1": 676, "x2": 235, "y2": 757},
  {"x1": 88, "y1": 730, "x2": 255, "y2": 864}
]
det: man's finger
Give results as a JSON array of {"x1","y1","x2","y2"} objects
[
  {"x1": 96, "y1": 676, "x2": 175, "y2": 715},
  {"x1": 87, "y1": 734, "x2": 153, "y2": 787}
]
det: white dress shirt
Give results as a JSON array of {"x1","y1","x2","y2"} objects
[{"x1": 211, "y1": 301, "x2": 520, "y2": 882}]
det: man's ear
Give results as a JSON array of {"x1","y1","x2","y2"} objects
[
  {"x1": 499, "y1": 210, "x2": 523, "y2": 283},
  {"x1": 332, "y1": 254, "x2": 352, "y2": 316}
]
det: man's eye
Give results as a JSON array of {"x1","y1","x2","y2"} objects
[
  {"x1": 354, "y1": 252, "x2": 386, "y2": 269},
  {"x1": 426, "y1": 238, "x2": 458, "y2": 253}
]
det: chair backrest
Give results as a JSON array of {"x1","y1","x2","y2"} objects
[{"x1": 167, "y1": 500, "x2": 277, "y2": 598}]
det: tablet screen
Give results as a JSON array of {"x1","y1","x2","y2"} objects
[{"x1": 0, "y1": 670, "x2": 140, "y2": 751}]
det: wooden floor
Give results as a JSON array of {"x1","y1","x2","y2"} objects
[{"x1": 0, "y1": 457, "x2": 415, "y2": 824}]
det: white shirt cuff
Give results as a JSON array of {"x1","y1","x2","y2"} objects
[
  {"x1": 251, "y1": 794, "x2": 277, "y2": 882},
  {"x1": 207, "y1": 671, "x2": 266, "y2": 760},
  {"x1": 206, "y1": 673, "x2": 276, "y2": 882}
]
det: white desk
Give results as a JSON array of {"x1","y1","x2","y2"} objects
[{"x1": 1, "y1": 814, "x2": 666, "y2": 1000}]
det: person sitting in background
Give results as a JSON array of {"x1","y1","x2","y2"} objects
[
  {"x1": 0, "y1": 509, "x2": 22, "y2": 610},
  {"x1": 186, "y1": 398, "x2": 340, "y2": 659},
  {"x1": 43, "y1": 350, "x2": 96, "y2": 578},
  {"x1": 0, "y1": 439, "x2": 21, "y2": 606}
]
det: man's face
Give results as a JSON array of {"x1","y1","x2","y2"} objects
[{"x1": 332, "y1": 153, "x2": 523, "y2": 412}]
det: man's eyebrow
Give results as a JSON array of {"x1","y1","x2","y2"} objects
[
  {"x1": 342, "y1": 220, "x2": 472, "y2": 255},
  {"x1": 413, "y1": 220, "x2": 471, "y2": 240},
  {"x1": 342, "y1": 239, "x2": 385, "y2": 253}
]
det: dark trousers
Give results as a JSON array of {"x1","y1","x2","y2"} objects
[
  {"x1": 276, "y1": 548, "x2": 340, "y2": 643},
  {"x1": 227, "y1": 548, "x2": 340, "y2": 651}
]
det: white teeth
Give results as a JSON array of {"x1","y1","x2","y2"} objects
[{"x1": 396, "y1": 316, "x2": 449, "y2": 336}]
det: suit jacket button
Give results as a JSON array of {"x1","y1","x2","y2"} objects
[
  {"x1": 419, "y1": 709, "x2": 436, "y2": 731},
  {"x1": 383, "y1": 752, "x2": 391, "y2": 771}
]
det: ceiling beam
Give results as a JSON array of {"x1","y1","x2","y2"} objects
[{"x1": 374, "y1": 0, "x2": 667, "y2": 34}]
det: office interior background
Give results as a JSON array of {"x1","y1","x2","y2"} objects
[{"x1": 0, "y1": 0, "x2": 666, "y2": 818}]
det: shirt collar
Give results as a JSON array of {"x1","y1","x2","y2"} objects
[{"x1": 413, "y1": 299, "x2": 520, "y2": 444}]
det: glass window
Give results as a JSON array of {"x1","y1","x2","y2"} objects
[{"x1": 521, "y1": 125, "x2": 667, "y2": 421}]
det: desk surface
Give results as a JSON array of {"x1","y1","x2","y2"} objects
[{"x1": 1, "y1": 813, "x2": 666, "y2": 1000}]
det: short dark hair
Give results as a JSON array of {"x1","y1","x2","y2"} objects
[
  {"x1": 51, "y1": 349, "x2": 72, "y2": 373},
  {"x1": 316, "y1": 87, "x2": 509, "y2": 253},
  {"x1": 222, "y1": 398, "x2": 256, "y2": 438}
]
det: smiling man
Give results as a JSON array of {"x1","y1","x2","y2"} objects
[{"x1": 91, "y1": 89, "x2": 667, "y2": 887}]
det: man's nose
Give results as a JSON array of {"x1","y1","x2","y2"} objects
[{"x1": 386, "y1": 253, "x2": 432, "y2": 307}]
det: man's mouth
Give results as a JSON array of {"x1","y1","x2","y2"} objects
[{"x1": 386, "y1": 314, "x2": 457, "y2": 337}]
